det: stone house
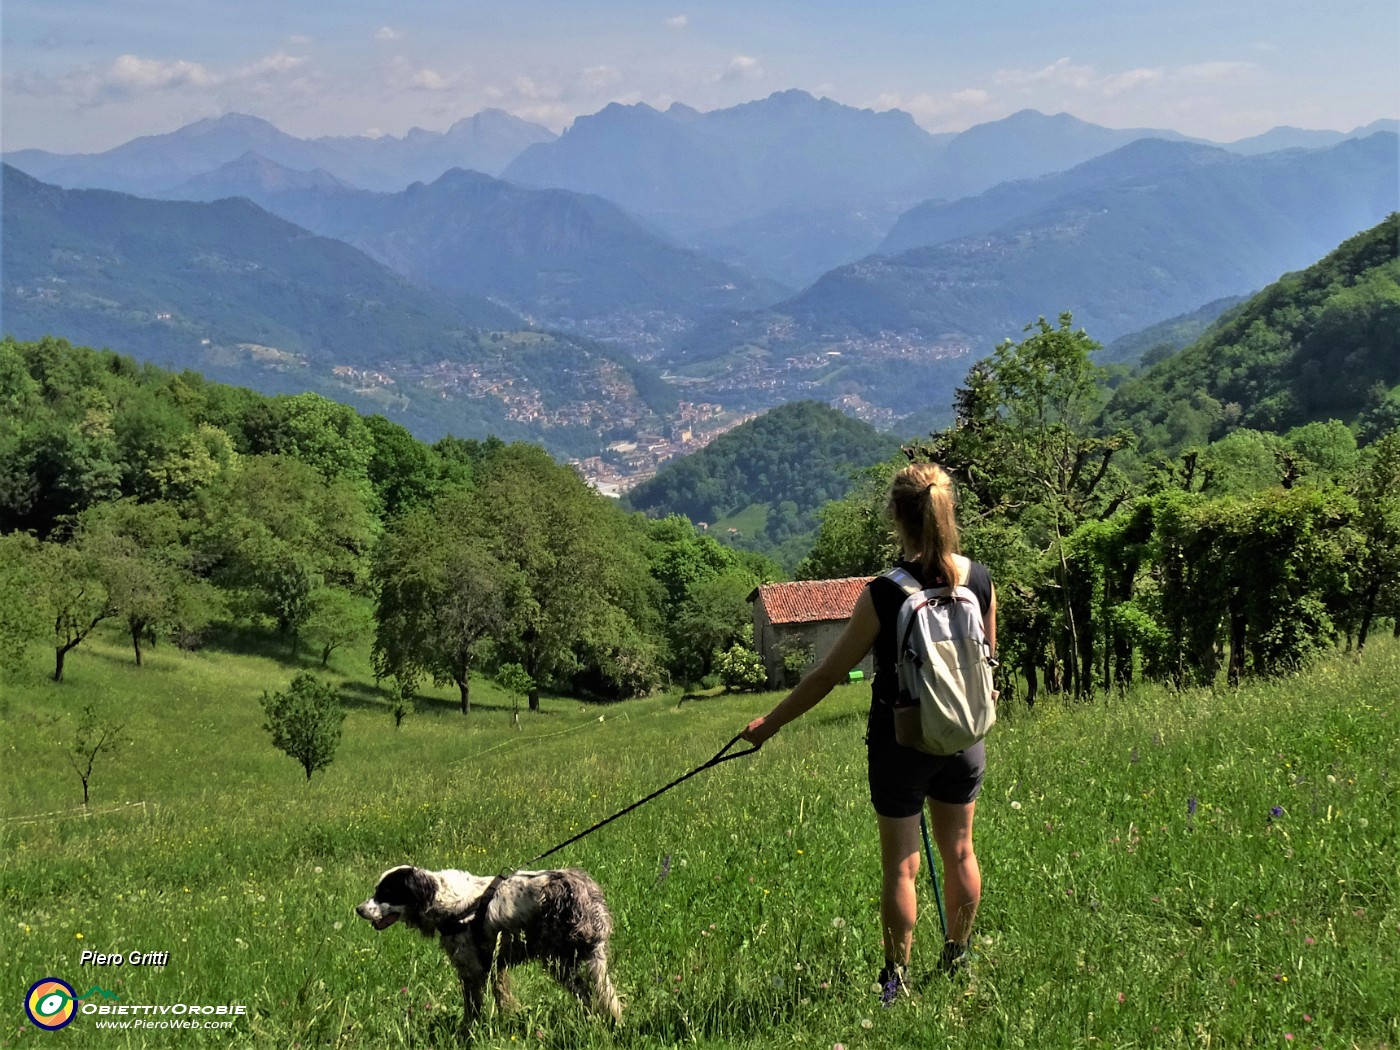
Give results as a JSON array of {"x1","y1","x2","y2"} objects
[{"x1": 748, "y1": 577, "x2": 875, "y2": 686}]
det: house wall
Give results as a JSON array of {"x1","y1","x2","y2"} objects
[{"x1": 755, "y1": 614, "x2": 875, "y2": 686}]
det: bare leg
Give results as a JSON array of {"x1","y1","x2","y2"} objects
[
  {"x1": 875, "y1": 813, "x2": 923, "y2": 967},
  {"x1": 927, "y1": 799, "x2": 980, "y2": 947}
]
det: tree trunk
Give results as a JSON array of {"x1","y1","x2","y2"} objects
[
  {"x1": 54, "y1": 643, "x2": 74, "y2": 683},
  {"x1": 131, "y1": 620, "x2": 144, "y2": 667},
  {"x1": 1356, "y1": 578, "x2": 1381, "y2": 652},
  {"x1": 1227, "y1": 600, "x2": 1247, "y2": 687},
  {"x1": 457, "y1": 676, "x2": 470, "y2": 715},
  {"x1": 526, "y1": 647, "x2": 540, "y2": 712}
]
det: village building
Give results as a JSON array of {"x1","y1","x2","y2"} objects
[{"x1": 748, "y1": 577, "x2": 875, "y2": 686}]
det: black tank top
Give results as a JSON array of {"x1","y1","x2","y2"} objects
[{"x1": 867, "y1": 559, "x2": 994, "y2": 709}]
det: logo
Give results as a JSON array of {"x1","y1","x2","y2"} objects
[
  {"x1": 26, "y1": 979, "x2": 78, "y2": 1031},
  {"x1": 24, "y1": 979, "x2": 121, "y2": 1031}
]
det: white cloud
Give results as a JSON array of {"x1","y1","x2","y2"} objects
[
  {"x1": 873, "y1": 88, "x2": 991, "y2": 127},
  {"x1": 383, "y1": 56, "x2": 461, "y2": 93},
  {"x1": 288, "y1": 34, "x2": 315, "y2": 46},
  {"x1": 994, "y1": 57, "x2": 1169, "y2": 97},
  {"x1": 992, "y1": 56, "x2": 1254, "y2": 101},
  {"x1": 718, "y1": 55, "x2": 764, "y2": 83},
  {"x1": 666, "y1": 15, "x2": 689, "y2": 30},
  {"x1": 512, "y1": 75, "x2": 561, "y2": 101},
  {"x1": 6, "y1": 50, "x2": 310, "y2": 103},
  {"x1": 579, "y1": 65, "x2": 623, "y2": 92},
  {"x1": 411, "y1": 68, "x2": 451, "y2": 92},
  {"x1": 375, "y1": 26, "x2": 403, "y2": 43},
  {"x1": 107, "y1": 54, "x2": 220, "y2": 93}
]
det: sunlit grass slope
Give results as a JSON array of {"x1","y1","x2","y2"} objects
[{"x1": 3, "y1": 628, "x2": 1397, "y2": 1049}]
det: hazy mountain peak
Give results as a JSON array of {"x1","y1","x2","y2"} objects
[{"x1": 179, "y1": 112, "x2": 287, "y2": 137}]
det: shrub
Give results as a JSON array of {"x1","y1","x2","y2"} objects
[
  {"x1": 716, "y1": 643, "x2": 767, "y2": 692},
  {"x1": 259, "y1": 672, "x2": 345, "y2": 781}
]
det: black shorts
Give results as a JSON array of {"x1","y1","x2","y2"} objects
[{"x1": 866, "y1": 728, "x2": 985, "y2": 818}]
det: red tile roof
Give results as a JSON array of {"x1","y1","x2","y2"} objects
[{"x1": 753, "y1": 577, "x2": 874, "y2": 625}]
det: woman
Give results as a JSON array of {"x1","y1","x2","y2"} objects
[{"x1": 741, "y1": 462, "x2": 995, "y2": 996}]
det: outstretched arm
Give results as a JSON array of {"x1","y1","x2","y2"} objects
[{"x1": 742, "y1": 589, "x2": 880, "y2": 747}]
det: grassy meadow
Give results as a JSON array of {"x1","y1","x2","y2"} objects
[{"x1": 2, "y1": 627, "x2": 1398, "y2": 1049}]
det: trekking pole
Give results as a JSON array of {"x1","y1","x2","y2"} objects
[
  {"x1": 523, "y1": 734, "x2": 761, "y2": 866},
  {"x1": 920, "y1": 812, "x2": 947, "y2": 938}
]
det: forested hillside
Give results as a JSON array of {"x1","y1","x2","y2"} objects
[
  {"x1": 623, "y1": 401, "x2": 897, "y2": 567},
  {"x1": 800, "y1": 311, "x2": 1400, "y2": 700},
  {"x1": 1104, "y1": 214, "x2": 1400, "y2": 450},
  {"x1": 0, "y1": 337, "x2": 769, "y2": 695}
]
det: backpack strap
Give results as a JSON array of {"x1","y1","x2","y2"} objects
[{"x1": 883, "y1": 567, "x2": 924, "y2": 598}]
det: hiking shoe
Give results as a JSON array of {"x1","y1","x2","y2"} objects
[
  {"x1": 877, "y1": 962, "x2": 909, "y2": 1006},
  {"x1": 938, "y1": 940, "x2": 970, "y2": 978}
]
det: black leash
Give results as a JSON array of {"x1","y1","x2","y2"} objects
[
  {"x1": 438, "y1": 734, "x2": 761, "y2": 951},
  {"x1": 525, "y1": 733, "x2": 761, "y2": 866}
]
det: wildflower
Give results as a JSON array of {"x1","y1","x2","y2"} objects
[
  {"x1": 1270, "y1": 806, "x2": 1285, "y2": 818},
  {"x1": 75, "y1": 932, "x2": 83, "y2": 940},
  {"x1": 1303, "y1": 1015, "x2": 1312, "y2": 1023},
  {"x1": 333, "y1": 921, "x2": 343, "y2": 931},
  {"x1": 1187, "y1": 796, "x2": 1198, "y2": 817},
  {"x1": 1304, "y1": 936, "x2": 1315, "y2": 946},
  {"x1": 1285, "y1": 1035, "x2": 1294, "y2": 1042},
  {"x1": 834, "y1": 1044, "x2": 846, "y2": 1050},
  {"x1": 1010, "y1": 801, "x2": 1022, "y2": 810},
  {"x1": 314, "y1": 866, "x2": 323, "y2": 874},
  {"x1": 860, "y1": 1018, "x2": 873, "y2": 1029},
  {"x1": 1116, "y1": 992, "x2": 1126, "y2": 1004}
]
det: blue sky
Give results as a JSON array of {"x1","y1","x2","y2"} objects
[{"x1": 3, "y1": 0, "x2": 1397, "y2": 152}]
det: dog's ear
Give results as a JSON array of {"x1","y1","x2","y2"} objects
[
  {"x1": 404, "y1": 867, "x2": 437, "y2": 909},
  {"x1": 374, "y1": 865, "x2": 436, "y2": 910}
]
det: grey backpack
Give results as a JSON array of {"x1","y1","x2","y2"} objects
[{"x1": 885, "y1": 567, "x2": 997, "y2": 756}]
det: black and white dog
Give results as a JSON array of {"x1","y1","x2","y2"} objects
[{"x1": 356, "y1": 865, "x2": 622, "y2": 1031}]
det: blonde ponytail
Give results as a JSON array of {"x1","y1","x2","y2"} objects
[{"x1": 887, "y1": 463, "x2": 961, "y2": 584}]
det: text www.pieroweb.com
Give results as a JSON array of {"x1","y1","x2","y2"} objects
[{"x1": 92, "y1": 1017, "x2": 237, "y2": 1031}]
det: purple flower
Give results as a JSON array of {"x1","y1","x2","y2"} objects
[
  {"x1": 1270, "y1": 806, "x2": 1285, "y2": 818},
  {"x1": 1187, "y1": 796, "x2": 1198, "y2": 817}
]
